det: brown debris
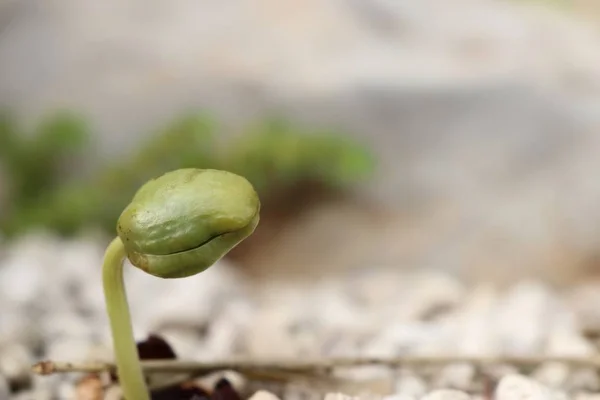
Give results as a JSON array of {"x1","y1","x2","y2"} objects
[
  {"x1": 75, "y1": 373, "x2": 104, "y2": 400},
  {"x1": 108, "y1": 334, "x2": 244, "y2": 400},
  {"x1": 31, "y1": 360, "x2": 56, "y2": 375}
]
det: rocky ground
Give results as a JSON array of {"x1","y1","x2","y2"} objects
[{"x1": 2, "y1": 233, "x2": 600, "y2": 399}]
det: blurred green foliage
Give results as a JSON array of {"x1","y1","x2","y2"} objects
[
  {"x1": 0, "y1": 111, "x2": 376, "y2": 238},
  {"x1": 0, "y1": 111, "x2": 90, "y2": 233}
]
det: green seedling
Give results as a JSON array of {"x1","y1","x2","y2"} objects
[{"x1": 101, "y1": 168, "x2": 260, "y2": 399}]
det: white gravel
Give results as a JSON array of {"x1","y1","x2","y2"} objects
[{"x1": 1, "y1": 233, "x2": 600, "y2": 399}]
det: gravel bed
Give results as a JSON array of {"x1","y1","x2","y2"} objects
[{"x1": 1, "y1": 233, "x2": 600, "y2": 399}]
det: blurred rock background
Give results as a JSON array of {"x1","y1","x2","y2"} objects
[
  {"x1": 5, "y1": 1, "x2": 600, "y2": 399},
  {"x1": 2, "y1": 0, "x2": 600, "y2": 285}
]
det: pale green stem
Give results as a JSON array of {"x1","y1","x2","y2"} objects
[{"x1": 102, "y1": 237, "x2": 150, "y2": 400}]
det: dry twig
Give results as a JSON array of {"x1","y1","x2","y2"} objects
[{"x1": 32, "y1": 354, "x2": 600, "y2": 377}]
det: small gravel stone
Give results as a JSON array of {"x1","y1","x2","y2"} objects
[
  {"x1": 0, "y1": 309, "x2": 41, "y2": 350},
  {"x1": 483, "y1": 364, "x2": 520, "y2": 382},
  {"x1": 40, "y1": 312, "x2": 94, "y2": 340},
  {"x1": 434, "y1": 363, "x2": 476, "y2": 391},
  {"x1": 9, "y1": 387, "x2": 53, "y2": 400},
  {"x1": 195, "y1": 370, "x2": 247, "y2": 395},
  {"x1": 532, "y1": 362, "x2": 570, "y2": 389},
  {"x1": 575, "y1": 394, "x2": 600, "y2": 400},
  {"x1": 153, "y1": 327, "x2": 202, "y2": 358},
  {"x1": 45, "y1": 338, "x2": 100, "y2": 364},
  {"x1": 249, "y1": 390, "x2": 282, "y2": 400},
  {"x1": 0, "y1": 235, "x2": 58, "y2": 307},
  {"x1": 401, "y1": 272, "x2": 465, "y2": 321},
  {"x1": 546, "y1": 323, "x2": 594, "y2": 356},
  {"x1": 10, "y1": 391, "x2": 35, "y2": 400},
  {"x1": 422, "y1": 389, "x2": 471, "y2": 400},
  {"x1": 56, "y1": 381, "x2": 78, "y2": 400},
  {"x1": 245, "y1": 308, "x2": 300, "y2": 358},
  {"x1": 362, "y1": 321, "x2": 438, "y2": 357},
  {"x1": 126, "y1": 259, "x2": 243, "y2": 331},
  {"x1": 0, "y1": 344, "x2": 32, "y2": 388},
  {"x1": 103, "y1": 386, "x2": 122, "y2": 400},
  {"x1": 193, "y1": 299, "x2": 254, "y2": 361},
  {"x1": 566, "y1": 284, "x2": 600, "y2": 331},
  {"x1": 568, "y1": 368, "x2": 600, "y2": 392},
  {"x1": 283, "y1": 383, "x2": 323, "y2": 400},
  {"x1": 394, "y1": 370, "x2": 427, "y2": 398},
  {"x1": 0, "y1": 374, "x2": 10, "y2": 399},
  {"x1": 495, "y1": 374, "x2": 554, "y2": 400},
  {"x1": 494, "y1": 282, "x2": 555, "y2": 355},
  {"x1": 383, "y1": 395, "x2": 417, "y2": 400},
  {"x1": 29, "y1": 375, "x2": 61, "y2": 400},
  {"x1": 75, "y1": 374, "x2": 103, "y2": 400},
  {"x1": 0, "y1": 260, "x2": 45, "y2": 307}
]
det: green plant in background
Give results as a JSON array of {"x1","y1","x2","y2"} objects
[
  {"x1": 103, "y1": 168, "x2": 260, "y2": 399},
  {"x1": 2, "y1": 113, "x2": 218, "y2": 236},
  {"x1": 0, "y1": 111, "x2": 375, "y2": 238},
  {"x1": 223, "y1": 118, "x2": 375, "y2": 191},
  {"x1": 0, "y1": 111, "x2": 89, "y2": 233}
]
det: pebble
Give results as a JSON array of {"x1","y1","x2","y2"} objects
[
  {"x1": 249, "y1": 390, "x2": 282, "y2": 400},
  {"x1": 0, "y1": 235, "x2": 69, "y2": 312},
  {"x1": 532, "y1": 362, "x2": 570, "y2": 389},
  {"x1": 126, "y1": 258, "x2": 243, "y2": 331},
  {"x1": 195, "y1": 370, "x2": 247, "y2": 395},
  {"x1": 494, "y1": 282, "x2": 554, "y2": 355},
  {"x1": 40, "y1": 312, "x2": 94, "y2": 341},
  {"x1": 398, "y1": 272, "x2": 465, "y2": 321},
  {"x1": 323, "y1": 394, "x2": 361, "y2": 400},
  {"x1": 283, "y1": 383, "x2": 323, "y2": 400},
  {"x1": 0, "y1": 309, "x2": 42, "y2": 350},
  {"x1": 28, "y1": 376, "x2": 60, "y2": 400},
  {"x1": 0, "y1": 344, "x2": 32, "y2": 388},
  {"x1": 194, "y1": 300, "x2": 255, "y2": 360},
  {"x1": 245, "y1": 307, "x2": 301, "y2": 358},
  {"x1": 0, "y1": 257, "x2": 47, "y2": 307},
  {"x1": 449, "y1": 286, "x2": 499, "y2": 357},
  {"x1": 9, "y1": 386, "x2": 53, "y2": 400},
  {"x1": 383, "y1": 395, "x2": 417, "y2": 400},
  {"x1": 0, "y1": 374, "x2": 10, "y2": 400},
  {"x1": 575, "y1": 395, "x2": 600, "y2": 400},
  {"x1": 422, "y1": 389, "x2": 471, "y2": 400},
  {"x1": 56, "y1": 381, "x2": 77, "y2": 400},
  {"x1": 568, "y1": 368, "x2": 600, "y2": 392},
  {"x1": 484, "y1": 364, "x2": 520, "y2": 381},
  {"x1": 495, "y1": 374, "x2": 555, "y2": 400},
  {"x1": 103, "y1": 386, "x2": 122, "y2": 400},
  {"x1": 393, "y1": 370, "x2": 427, "y2": 398},
  {"x1": 75, "y1": 374, "x2": 104, "y2": 400},
  {"x1": 44, "y1": 338, "x2": 100, "y2": 364},
  {"x1": 532, "y1": 309, "x2": 597, "y2": 390},
  {"x1": 434, "y1": 363, "x2": 475, "y2": 391},
  {"x1": 567, "y1": 284, "x2": 600, "y2": 332},
  {"x1": 153, "y1": 326, "x2": 202, "y2": 358},
  {"x1": 347, "y1": 268, "x2": 411, "y2": 308},
  {"x1": 546, "y1": 315, "x2": 594, "y2": 356}
]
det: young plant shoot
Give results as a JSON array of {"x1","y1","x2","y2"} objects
[{"x1": 102, "y1": 168, "x2": 260, "y2": 400}]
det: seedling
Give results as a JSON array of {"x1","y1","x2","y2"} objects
[{"x1": 102, "y1": 168, "x2": 260, "y2": 399}]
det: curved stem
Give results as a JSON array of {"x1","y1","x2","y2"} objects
[{"x1": 102, "y1": 237, "x2": 150, "y2": 400}]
